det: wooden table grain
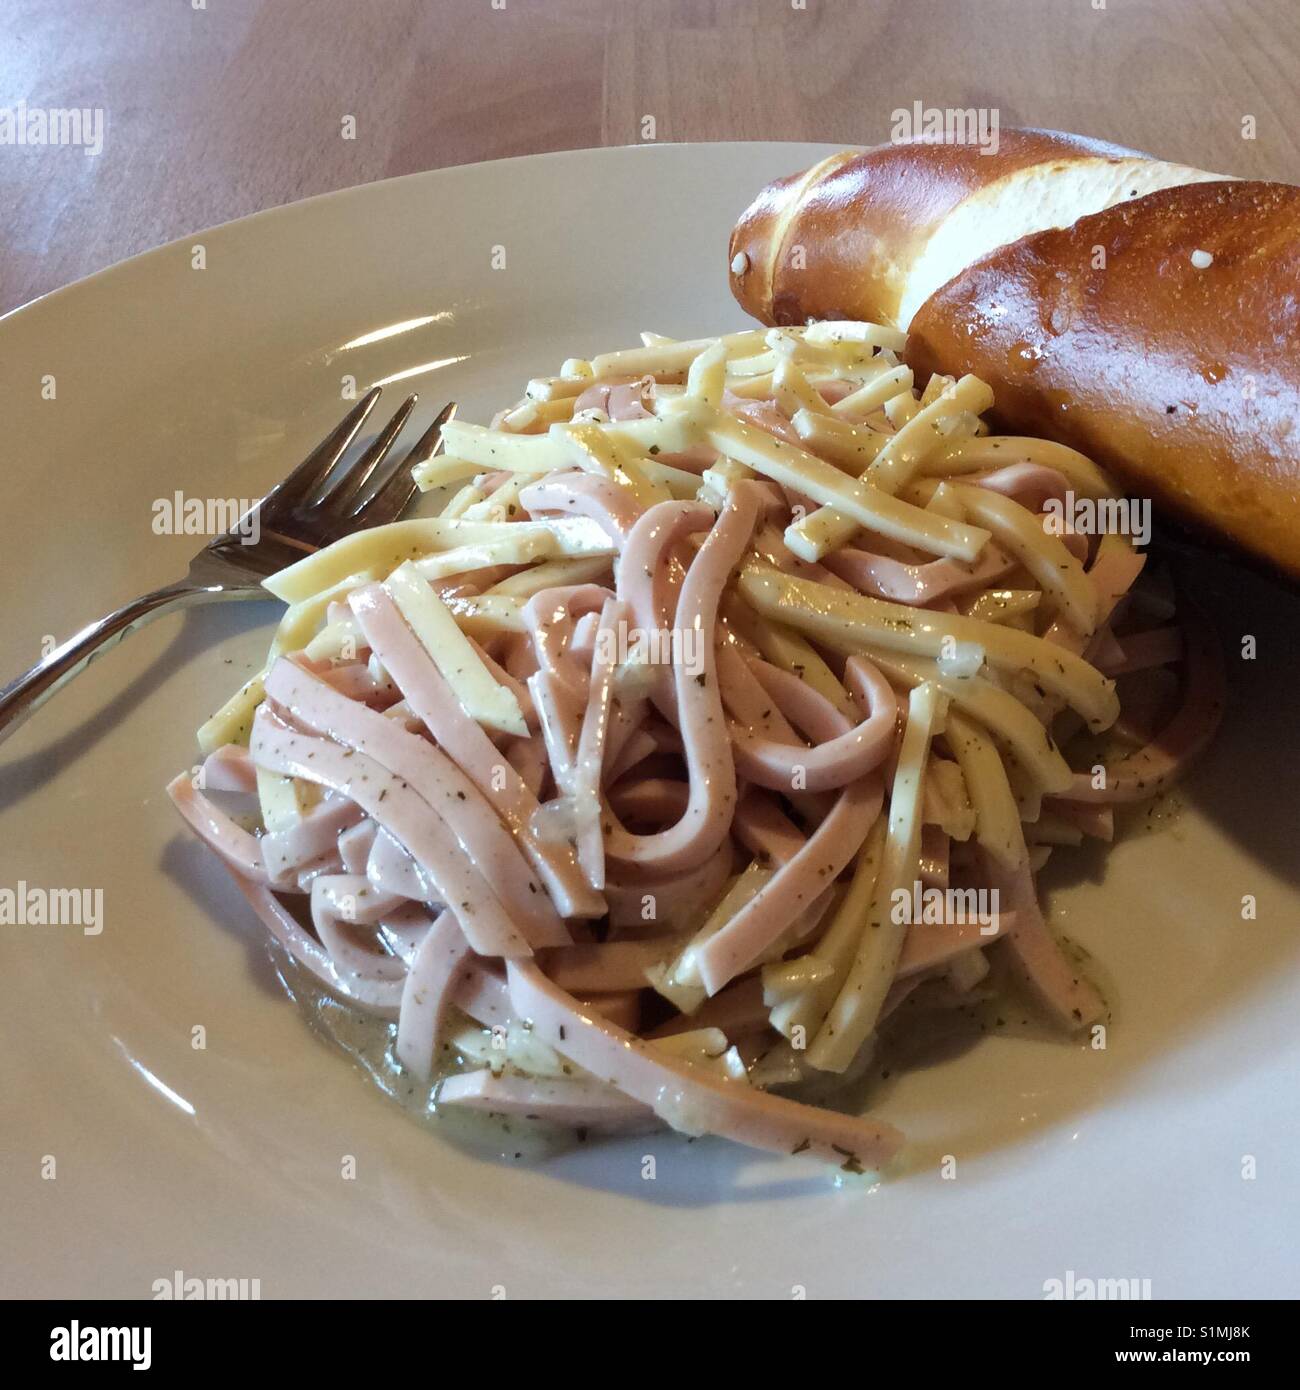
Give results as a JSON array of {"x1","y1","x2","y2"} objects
[{"x1": 2, "y1": 0, "x2": 1297, "y2": 315}]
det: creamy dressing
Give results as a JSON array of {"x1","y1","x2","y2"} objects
[{"x1": 273, "y1": 950, "x2": 576, "y2": 1162}]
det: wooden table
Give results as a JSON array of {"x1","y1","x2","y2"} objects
[{"x1": 2, "y1": 0, "x2": 1296, "y2": 315}]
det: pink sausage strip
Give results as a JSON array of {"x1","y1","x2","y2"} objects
[
  {"x1": 200, "y1": 743, "x2": 258, "y2": 793},
  {"x1": 221, "y1": 862, "x2": 404, "y2": 1016},
  {"x1": 826, "y1": 538, "x2": 1015, "y2": 606},
  {"x1": 897, "y1": 912, "x2": 1011, "y2": 978},
  {"x1": 338, "y1": 818, "x2": 378, "y2": 874},
  {"x1": 250, "y1": 708, "x2": 532, "y2": 958},
  {"x1": 436, "y1": 1070, "x2": 657, "y2": 1132},
  {"x1": 264, "y1": 657, "x2": 566, "y2": 947},
  {"x1": 969, "y1": 463, "x2": 1071, "y2": 511},
  {"x1": 539, "y1": 940, "x2": 672, "y2": 992},
  {"x1": 310, "y1": 874, "x2": 411, "y2": 982},
  {"x1": 396, "y1": 914, "x2": 475, "y2": 1082},
  {"x1": 694, "y1": 776, "x2": 885, "y2": 995},
  {"x1": 506, "y1": 961, "x2": 902, "y2": 1170},
  {"x1": 572, "y1": 376, "x2": 655, "y2": 421},
  {"x1": 167, "y1": 773, "x2": 271, "y2": 883},
  {"x1": 261, "y1": 795, "x2": 366, "y2": 882},
  {"x1": 981, "y1": 848, "x2": 1105, "y2": 1029},
  {"x1": 1096, "y1": 625, "x2": 1184, "y2": 677},
  {"x1": 519, "y1": 473, "x2": 645, "y2": 541},
  {"x1": 723, "y1": 651, "x2": 897, "y2": 793},
  {"x1": 604, "y1": 486, "x2": 762, "y2": 875},
  {"x1": 1060, "y1": 612, "x2": 1224, "y2": 803},
  {"x1": 604, "y1": 832, "x2": 734, "y2": 936},
  {"x1": 367, "y1": 827, "x2": 429, "y2": 901},
  {"x1": 349, "y1": 583, "x2": 605, "y2": 920}
]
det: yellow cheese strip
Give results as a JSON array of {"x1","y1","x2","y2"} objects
[
  {"x1": 441, "y1": 592, "x2": 525, "y2": 636},
  {"x1": 768, "y1": 821, "x2": 886, "y2": 1044},
  {"x1": 772, "y1": 356, "x2": 831, "y2": 419},
  {"x1": 589, "y1": 329, "x2": 769, "y2": 379},
  {"x1": 807, "y1": 682, "x2": 944, "y2": 1072},
  {"x1": 738, "y1": 563, "x2": 1117, "y2": 729},
  {"x1": 460, "y1": 474, "x2": 531, "y2": 523},
  {"x1": 198, "y1": 566, "x2": 379, "y2": 749},
  {"x1": 952, "y1": 483, "x2": 1097, "y2": 634},
  {"x1": 385, "y1": 561, "x2": 528, "y2": 737},
  {"x1": 787, "y1": 374, "x2": 994, "y2": 558},
  {"x1": 264, "y1": 515, "x2": 614, "y2": 604},
  {"x1": 700, "y1": 409, "x2": 989, "y2": 562},
  {"x1": 791, "y1": 409, "x2": 890, "y2": 471},
  {"x1": 556, "y1": 421, "x2": 669, "y2": 507},
  {"x1": 487, "y1": 555, "x2": 613, "y2": 598},
  {"x1": 655, "y1": 861, "x2": 775, "y2": 1013},
  {"x1": 855, "y1": 649, "x2": 1073, "y2": 794},
  {"x1": 829, "y1": 363, "x2": 914, "y2": 419},
  {"x1": 525, "y1": 373, "x2": 591, "y2": 403},
  {"x1": 923, "y1": 435, "x2": 1119, "y2": 499},
  {"x1": 961, "y1": 588, "x2": 1042, "y2": 625},
  {"x1": 685, "y1": 339, "x2": 728, "y2": 407},
  {"x1": 721, "y1": 593, "x2": 855, "y2": 720},
  {"x1": 254, "y1": 768, "x2": 319, "y2": 834},
  {"x1": 803, "y1": 320, "x2": 909, "y2": 352}
]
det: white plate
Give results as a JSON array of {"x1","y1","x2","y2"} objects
[{"x1": 2, "y1": 143, "x2": 1297, "y2": 1300}]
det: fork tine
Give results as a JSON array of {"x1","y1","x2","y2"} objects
[
  {"x1": 354, "y1": 401, "x2": 457, "y2": 529},
  {"x1": 263, "y1": 387, "x2": 383, "y2": 512},
  {"x1": 324, "y1": 393, "x2": 418, "y2": 512}
]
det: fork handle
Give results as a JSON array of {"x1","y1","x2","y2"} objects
[{"x1": 0, "y1": 580, "x2": 252, "y2": 747}]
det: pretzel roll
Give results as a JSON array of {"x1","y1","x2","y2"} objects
[
  {"x1": 728, "y1": 130, "x2": 1226, "y2": 330},
  {"x1": 906, "y1": 179, "x2": 1300, "y2": 581}
]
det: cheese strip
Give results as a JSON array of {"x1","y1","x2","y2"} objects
[
  {"x1": 804, "y1": 320, "x2": 909, "y2": 351},
  {"x1": 772, "y1": 357, "x2": 832, "y2": 419},
  {"x1": 855, "y1": 649, "x2": 1073, "y2": 794},
  {"x1": 385, "y1": 562, "x2": 528, "y2": 737},
  {"x1": 265, "y1": 515, "x2": 614, "y2": 604},
  {"x1": 923, "y1": 435, "x2": 1119, "y2": 499},
  {"x1": 738, "y1": 564, "x2": 1118, "y2": 730},
  {"x1": 487, "y1": 555, "x2": 612, "y2": 598},
  {"x1": 722, "y1": 594, "x2": 856, "y2": 720},
  {"x1": 768, "y1": 819, "x2": 886, "y2": 1044},
  {"x1": 460, "y1": 475, "x2": 531, "y2": 523},
  {"x1": 439, "y1": 592, "x2": 525, "y2": 636},
  {"x1": 556, "y1": 421, "x2": 670, "y2": 506},
  {"x1": 255, "y1": 768, "x2": 313, "y2": 834},
  {"x1": 701, "y1": 409, "x2": 990, "y2": 562},
  {"x1": 787, "y1": 375, "x2": 994, "y2": 558},
  {"x1": 953, "y1": 483, "x2": 1097, "y2": 634},
  {"x1": 808, "y1": 682, "x2": 944, "y2": 1072},
  {"x1": 686, "y1": 339, "x2": 728, "y2": 407},
  {"x1": 197, "y1": 566, "x2": 379, "y2": 750},
  {"x1": 791, "y1": 409, "x2": 890, "y2": 470},
  {"x1": 945, "y1": 709, "x2": 1024, "y2": 872},
  {"x1": 830, "y1": 363, "x2": 914, "y2": 419},
  {"x1": 589, "y1": 329, "x2": 769, "y2": 378},
  {"x1": 418, "y1": 414, "x2": 703, "y2": 488}
]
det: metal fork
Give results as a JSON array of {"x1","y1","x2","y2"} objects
[{"x1": 0, "y1": 389, "x2": 456, "y2": 746}]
